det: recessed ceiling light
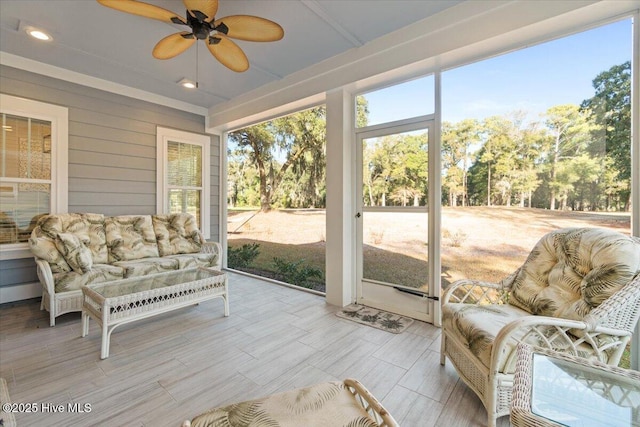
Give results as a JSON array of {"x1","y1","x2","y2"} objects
[
  {"x1": 25, "y1": 26, "x2": 52, "y2": 41},
  {"x1": 178, "y1": 78, "x2": 197, "y2": 89}
]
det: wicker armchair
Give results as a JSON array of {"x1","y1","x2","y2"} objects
[{"x1": 440, "y1": 227, "x2": 640, "y2": 427}]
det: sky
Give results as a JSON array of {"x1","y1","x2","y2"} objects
[{"x1": 363, "y1": 18, "x2": 633, "y2": 126}]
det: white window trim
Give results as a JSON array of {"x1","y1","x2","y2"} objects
[
  {"x1": 156, "y1": 126, "x2": 211, "y2": 239},
  {"x1": 0, "y1": 94, "x2": 68, "y2": 260}
]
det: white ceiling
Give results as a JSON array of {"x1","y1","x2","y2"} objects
[{"x1": 0, "y1": 0, "x2": 463, "y2": 113}]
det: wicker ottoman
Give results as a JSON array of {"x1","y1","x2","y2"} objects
[{"x1": 182, "y1": 379, "x2": 398, "y2": 427}]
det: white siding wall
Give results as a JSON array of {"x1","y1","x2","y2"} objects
[{"x1": 0, "y1": 65, "x2": 220, "y2": 297}]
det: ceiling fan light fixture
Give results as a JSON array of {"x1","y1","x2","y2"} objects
[{"x1": 178, "y1": 78, "x2": 197, "y2": 89}]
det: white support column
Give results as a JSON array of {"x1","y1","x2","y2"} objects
[
  {"x1": 325, "y1": 88, "x2": 356, "y2": 307},
  {"x1": 431, "y1": 71, "x2": 443, "y2": 327},
  {"x1": 220, "y1": 132, "x2": 229, "y2": 268},
  {"x1": 631, "y1": 11, "x2": 639, "y2": 372}
]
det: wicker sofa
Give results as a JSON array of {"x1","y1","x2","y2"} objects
[
  {"x1": 29, "y1": 212, "x2": 222, "y2": 326},
  {"x1": 440, "y1": 227, "x2": 640, "y2": 427}
]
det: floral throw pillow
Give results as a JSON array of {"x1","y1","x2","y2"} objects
[
  {"x1": 55, "y1": 233, "x2": 93, "y2": 274},
  {"x1": 152, "y1": 214, "x2": 203, "y2": 256}
]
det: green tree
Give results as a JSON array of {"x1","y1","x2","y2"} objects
[
  {"x1": 477, "y1": 115, "x2": 521, "y2": 206},
  {"x1": 365, "y1": 136, "x2": 397, "y2": 206},
  {"x1": 466, "y1": 112, "x2": 547, "y2": 207},
  {"x1": 511, "y1": 122, "x2": 545, "y2": 207},
  {"x1": 228, "y1": 123, "x2": 275, "y2": 211},
  {"x1": 544, "y1": 104, "x2": 596, "y2": 210},
  {"x1": 394, "y1": 133, "x2": 429, "y2": 206},
  {"x1": 442, "y1": 119, "x2": 480, "y2": 206},
  {"x1": 275, "y1": 108, "x2": 327, "y2": 208},
  {"x1": 355, "y1": 96, "x2": 370, "y2": 128},
  {"x1": 581, "y1": 61, "x2": 631, "y2": 210},
  {"x1": 229, "y1": 99, "x2": 369, "y2": 211},
  {"x1": 228, "y1": 107, "x2": 326, "y2": 212},
  {"x1": 569, "y1": 154, "x2": 603, "y2": 211},
  {"x1": 364, "y1": 132, "x2": 428, "y2": 207}
]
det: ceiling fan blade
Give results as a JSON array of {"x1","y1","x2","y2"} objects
[
  {"x1": 213, "y1": 15, "x2": 284, "y2": 42},
  {"x1": 153, "y1": 32, "x2": 196, "y2": 59},
  {"x1": 97, "y1": 0, "x2": 186, "y2": 25},
  {"x1": 206, "y1": 35, "x2": 249, "y2": 72},
  {"x1": 183, "y1": 0, "x2": 218, "y2": 22}
]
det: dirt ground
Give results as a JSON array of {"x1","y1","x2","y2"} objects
[{"x1": 227, "y1": 207, "x2": 631, "y2": 288}]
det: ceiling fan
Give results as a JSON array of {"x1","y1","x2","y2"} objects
[{"x1": 96, "y1": 0, "x2": 284, "y2": 72}]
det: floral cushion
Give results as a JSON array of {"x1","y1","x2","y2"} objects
[
  {"x1": 442, "y1": 303, "x2": 529, "y2": 372},
  {"x1": 106, "y1": 215, "x2": 160, "y2": 262},
  {"x1": 29, "y1": 226, "x2": 71, "y2": 273},
  {"x1": 508, "y1": 228, "x2": 640, "y2": 321},
  {"x1": 31, "y1": 213, "x2": 215, "y2": 295},
  {"x1": 113, "y1": 257, "x2": 179, "y2": 278},
  {"x1": 83, "y1": 213, "x2": 108, "y2": 264},
  {"x1": 55, "y1": 233, "x2": 93, "y2": 273},
  {"x1": 165, "y1": 253, "x2": 217, "y2": 269},
  {"x1": 152, "y1": 213, "x2": 204, "y2": 256},
  {"x1": 53, "y1": 264, "x2": 125, "y2": 293},
  {"x1": 29, "y1": 213, "x2": 108, "y2": 272},
  {"x1": 188, "y1": 381, "x2": 379, "y2": 427}
]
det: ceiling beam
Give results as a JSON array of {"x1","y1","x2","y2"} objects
[{"x1": 300, "y1": 0, "x2": 363, "y2": 47}]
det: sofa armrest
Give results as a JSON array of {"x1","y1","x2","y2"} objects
[
  {"x1": 34, "y1": 257, "x2": 55, "y2": 297},
  {"x1": 200, "y1": 241, "x2": 222, "y2": 270}
]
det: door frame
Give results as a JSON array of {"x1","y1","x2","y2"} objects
[{"x1": 355, "y1": 115, "x2": 438, "y2": 323}]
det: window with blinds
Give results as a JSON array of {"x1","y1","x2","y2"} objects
[
  {"x1": 167, "y1": 141, "x2": 202, "y2": 226},
  {"x1": 1, "y1": 113, "x2": 52, "y2": 244}
]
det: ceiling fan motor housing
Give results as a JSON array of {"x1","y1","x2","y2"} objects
[{"x1": 187, "y1": 10, "x2": 213, "y2": 39}]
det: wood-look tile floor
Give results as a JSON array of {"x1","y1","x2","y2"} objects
[{"x1": 0, "y1": 272, "x2": 510, "y2": 427}]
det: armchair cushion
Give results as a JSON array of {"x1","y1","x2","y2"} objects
[
  {"x1": 509, "y1": 228, "x2": 640, "y2": 321},
  {"x1": 442, "y1": 303, "x2": 529, "y2": 371},
  {"x1": 442, "y1": 303, "x2": 611, "y2": 373}
]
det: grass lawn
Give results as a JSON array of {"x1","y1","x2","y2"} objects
[{"x1": 228, "y1": 206, "x2": 631, "y2": 289}]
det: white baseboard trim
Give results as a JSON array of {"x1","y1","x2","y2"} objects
[{"x1": 0, "y1": 282, "x2": 41, "y2": 304}]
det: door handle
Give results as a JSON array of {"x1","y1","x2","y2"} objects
[{"x1": 355, "y1": 212, "x2": 361, "y2": 218}]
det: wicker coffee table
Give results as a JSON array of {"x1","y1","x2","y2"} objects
[
  {"x1": 511, "y1": 344, "x2": 640, "y2": 427},
  {"x1": 81, "y1": 268, "x2": 228, "y2": 359}
]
